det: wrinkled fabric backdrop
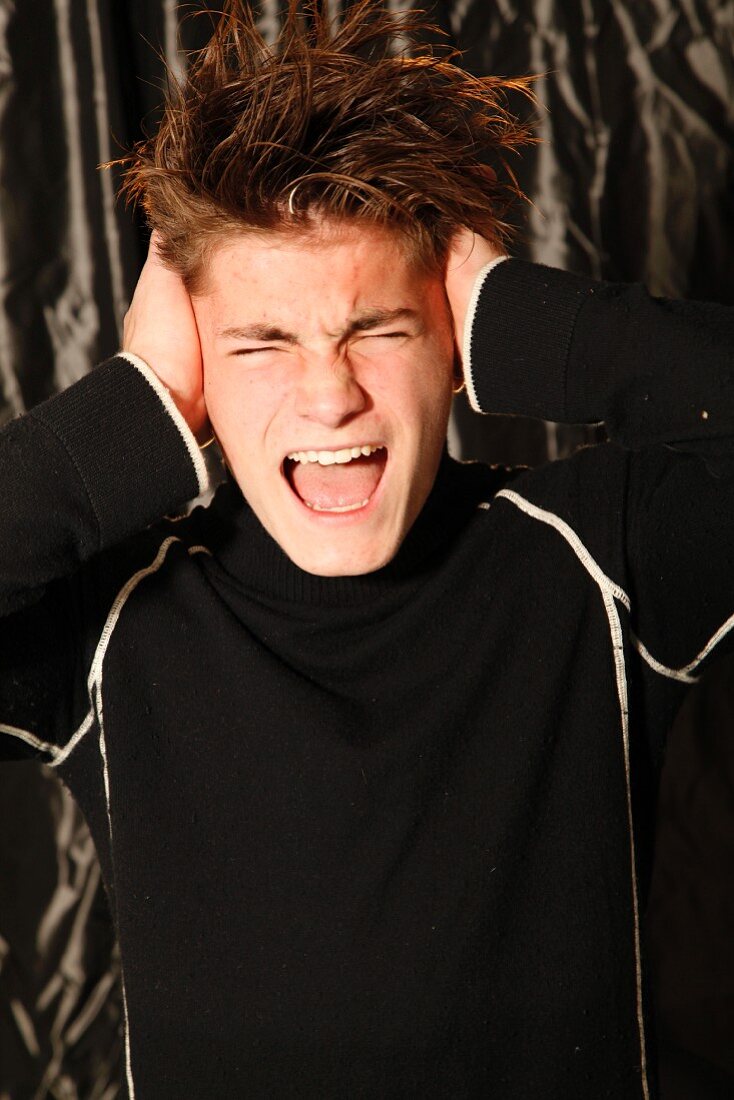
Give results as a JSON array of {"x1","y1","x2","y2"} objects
[{"x1": 0, "y1": 2, "x2": 732, "y2": 1097}]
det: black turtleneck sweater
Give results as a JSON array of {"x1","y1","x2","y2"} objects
[{"x1": 2, "y1": 260, "x2": 734, "y2": 1099}]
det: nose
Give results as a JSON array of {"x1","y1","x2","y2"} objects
[{"x1": 294, "y1": 354, "x2": 367, "y2": 428}]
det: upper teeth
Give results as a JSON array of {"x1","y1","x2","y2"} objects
[{"x1": 286, "y1": 444, "x2": 384, "y2": 466}]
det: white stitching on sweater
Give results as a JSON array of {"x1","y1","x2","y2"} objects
[
  {"x1": 631, "y1": 609, "x2": 734, "y2": 683},
  {"x1": 600, "y1": 586, "x2": 650, "y2": 1100},
  {"x1": 0, "y1": 722, "x2": 59, "y2": 758},
  {"x1": 118, "y1": 351, "x2": 209, "y2": 498},
  {"x1": 52, "y1": 709, "x2": 95, "y2": 767},
  {"x1": 0, "y1": 539, "x2": 212, "y2": 1093},
  {"x1": 490, "y1": 490, "x2": 733, "y2": 685},
  {"x1": 3, "y1": 542, "x2": 214, "y2": 768},
  {"x1": 461, "y1": 256, "x2": 508, "y2": 413},
  {"x1": 69, "y1": 536, "x2": 208, "y2": 1096},
  {"x1": 495, "y1": 488, "x2": 649, "y2": 1100},
  {"x1": 0, "y1": 538, "x2": 187, "y2": 1098},
  {"x1": 38, "y1": 540, "x2": 210, "y2": 772},
  {"x1": 88, "y1": 537, "x2": 181, "y2": 696},
  {"x1": 631, "y1": 634, "x2": 699, "y2": 684},
  {"x1": 497, "y1": 490, "x2": 631, "y2": 608}
]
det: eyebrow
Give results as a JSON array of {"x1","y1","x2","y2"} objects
[
  {"x1": 216, "y1": 308, "x2": 419, "y2": 345},
  {"x1": 217, "y1": 323, "x2": 298, "y2": 344},
  {"x1": 343, "y1": 307, "x2": 419, "y2": 336}
]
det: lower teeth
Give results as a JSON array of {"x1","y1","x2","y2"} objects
[{"x1": 304, "y1": 499, "x2": 369, "y2": 513}]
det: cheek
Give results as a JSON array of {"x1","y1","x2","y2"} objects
[
  {"x1": 403, "y1": 353, "x2": 454, "y2": 425},
  {"x1": 203, "y1": 367, "x2": 268, "y2": 459},
  {"x1": 204, "y1": 365, "x2": 238, "y2": 415},
  {"x1": 204, "y1": 361, "x2": 274, "y2": 419},
  {"x1": 382, "y1": 338, "x2": 453, "y2": 399},
  {"x1": 204, "y1": 372, "x2": 240, "y2": 440}
]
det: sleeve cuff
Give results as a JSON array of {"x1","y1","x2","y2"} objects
[
  {"x1": 463, "y1": 258, "x2": 595, "y2": 422},
  {"x1": 462, "y1": 256, "x2": 509, "y2": 413},
  {"x1": 117, "y1": 351, "x2": 209, "y2": 496},
  {"x1": 30, "y1": 356, "x2": 210, "y2": 549}
]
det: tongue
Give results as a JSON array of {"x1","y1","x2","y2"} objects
[{"x1": 290, "y1": 452, "x2": 386, "y2": 509}]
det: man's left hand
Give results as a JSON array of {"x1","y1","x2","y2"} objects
[{"x1": 445, "y1": 229, "x2": 506, "y2": 354}]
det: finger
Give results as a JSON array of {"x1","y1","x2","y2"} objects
[
  {"x1": 144, "y1": 231, "x2": 171, "y2": 275},
  {"x1": 446, "y1": 228, "x2": 477, "y2": 270}
]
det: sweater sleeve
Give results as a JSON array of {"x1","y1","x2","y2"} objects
[
  {"x1": 463, "y1": 258, "x2": 734, "y2": 677},
  {"x1": 0, "y1": 354, "x2": 209, "y2": 761}
]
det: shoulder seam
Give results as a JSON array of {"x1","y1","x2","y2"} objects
[
  {"x1": 49, "y1": 537, "x2": 212, "y2": 768},
  {"x1": 496, "y1": 488, "x2": 630, "y2": 605},
  {"x1": 495, "y1": 486, "x2": 650, "y2": 1099},
  {"x1": 497, "y1": 487, "x2": 728, "y2": 683},
  {"x1": 631, "y1": 610, "x2": 734, "y2": 683},
  {"x1": 0, "y1": 722, "x2": 60, "y2": 760}
]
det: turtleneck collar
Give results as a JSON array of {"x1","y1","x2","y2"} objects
[{"x1": 197, "y1": 453, "x2": 493, "y2": 610}]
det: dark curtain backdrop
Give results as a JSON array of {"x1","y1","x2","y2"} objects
[{"x1": 0, "y1": 2, "x2": 732, "y2": 1097}]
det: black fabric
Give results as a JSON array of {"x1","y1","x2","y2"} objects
[
  {"x1": 647, "y1": 656, "x2": 734, "y2": 1090},
  {"x1": 1, "y1": 3, "x2": 733, "y2": 1096},
  {"x1": 471, "y1": 261, "x2": 734, "y2": 454},
  {"x1": 469, "y1": 261, "x2": 590, "y2": 423},
  {"x1": 30, "y1": 359, "x2": 201, "y2": 550},
  {"x1": 1, "y1": 261, "x2": 733, "y2": 1097},
  {"x1": 59, "y1": 462, "x2": 648, "y2": 1099}
]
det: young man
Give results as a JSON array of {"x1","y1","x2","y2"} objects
[{"x1": 2, "y1": 3, "x2": 733, "y2": 1097}]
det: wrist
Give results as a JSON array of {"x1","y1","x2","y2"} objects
[
  {"x1": 460, "y1": 255, "x2": 509, "y2": 390},
  {"x1": 117, "y1": 350, "x2": 207, "y2": 437}
]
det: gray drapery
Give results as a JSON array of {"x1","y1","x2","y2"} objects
[{"x1": 0, "y1": 3, "x2": 732, "y2": 1096}]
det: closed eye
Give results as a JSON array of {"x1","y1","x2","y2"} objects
[
  {"x1": 228, "y1": 346, "x2": 284, "y2": 357},
  {"x1": 356, "y1": 331, "x2": 410, "y2": 341}
]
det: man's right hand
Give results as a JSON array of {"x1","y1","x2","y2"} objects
[{"x1": 122, "y1": 233, "x2": 208, "y2": 439}]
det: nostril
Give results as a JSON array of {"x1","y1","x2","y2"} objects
[{"x1": 296, "y1": 393, "x2": 367, "y2": 426}]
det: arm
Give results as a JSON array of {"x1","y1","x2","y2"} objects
[
  {"x1": 0, "y1": 243, "x2": 208, "y2": 758},
  {"x1": 446, "y1": 233, "x2": 734, "y2": 679}
]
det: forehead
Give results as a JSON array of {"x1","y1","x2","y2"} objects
[{"x1": 199, "y1": 221, "x2": 435, "y2": 307}]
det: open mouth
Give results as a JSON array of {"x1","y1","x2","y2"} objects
[{"x1": 283, "y1": 444, "x2": 387, "y2": 514}]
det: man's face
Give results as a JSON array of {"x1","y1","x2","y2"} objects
[{"x1": 192, "y1": 222, "x2": 455, "y2": 576}]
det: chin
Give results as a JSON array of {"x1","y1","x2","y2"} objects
[
  {"x1": 283, "y1": 532, "x2": 401, "y2": 577},
  {"x1": 255, "y1": 469, "x2": 412, "y2": 576}
]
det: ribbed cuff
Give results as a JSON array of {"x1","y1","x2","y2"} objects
[
  {"x1": 463, "y1": 255, "x2": 508, "y2": 413},
  {"x1": 30, "y1": 356, "x2": 208, "y2": 549},
  {"x1": 117, "y1": 352, "x2": 209, "y2": 494},
  {"x1": 466, "y1": 259, "x2": 595, "y2": 422}
]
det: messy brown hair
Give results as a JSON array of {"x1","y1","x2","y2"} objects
[{"x1": 122, "y1": 0, "x2": 534, "y2": 292}]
